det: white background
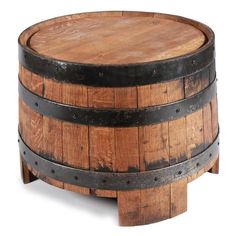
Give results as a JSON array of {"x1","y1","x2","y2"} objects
[{"x1": 0, "y1": 0, "x2": 235, "y2": 235}]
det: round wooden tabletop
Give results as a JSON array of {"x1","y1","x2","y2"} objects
[{"x1": 28, "y1": 12, "x2": 206, "y2": 65}]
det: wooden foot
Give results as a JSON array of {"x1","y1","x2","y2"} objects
[
  {"x1": 20, "y1": 156, "x2": 38, "y2": 184},
  {"x1": 208, "y1": 157, "x2": 219, "y2": 174},
  {"x1": 170, "y1": 179, "x2": 187, "y2": 218},
  {"x1": 117, "y1": 180, "x2": 187, "y2": 226}
]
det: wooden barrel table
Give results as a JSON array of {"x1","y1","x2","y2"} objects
[{"x1": 18, "y1": 11, "x2": 219, "y2": 226}]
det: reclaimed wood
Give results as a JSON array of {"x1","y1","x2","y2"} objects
[
  {"x1": 88, "y1": 87, "x2": 116, "y2": 198},
  {"x1": 30, "y1": 73, "x2": 44, "y2": 154},
  {"x1": 135, "y1": 82, "x2": 171, "y2": 225},
  {"x1": 167, "y1": 79, "x2": 188, "y2": 217},
  {"x1": 18, "y1": 11, "x2": 219, "y2": 226},
  {"x1": 185, "y1": 72, "x2": 205, "y2": 182},
  {"x1": 29, "y1": 13, "x2": 205, "y2": 64},
  {"x1": 116, "y1": 87, "x2": 140, "y2": 226},
  {"x1": 209, "y1": 96, "x2": 219, "y2": 173},
  {"x1": 19, "y1": 66, "x2": 36, "y2": 184},
  {"x1": 208, "y1": 62, "x2": 219, "y2": 173},
  {"x1": 20, "y1": 156, "x2": 37, "y2": 184},
  {"x1": 62, "y1": 83, "x2": 90, "y2": 195},
  {"x1": 42, "y1": 79, "x2": 64, "y2": 188}
]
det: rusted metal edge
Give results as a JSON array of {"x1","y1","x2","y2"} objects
[
  {"x1": 18, "y1": 78, "x2": 217, "y2": 127},
  {"x1": 18, "y1": 131, "x2": 219, "y2": 190},
  {"x1": 18, "y1": 39, "x2": 215, "y2": 87}
]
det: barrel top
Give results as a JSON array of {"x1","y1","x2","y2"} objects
[{"x1": 28, "y1": 12, "x2": 206, "y2": 65}]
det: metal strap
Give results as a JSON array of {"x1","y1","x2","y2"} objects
[
  {"x1": 19, "y1": 131, "x2": 219, "y2": 190},
  {"x1": 18, "y1": 41, "x2": 215, "y2": 87},
  {"x1": 18, "y1": 78, "x2": 217, "y2": 127}
]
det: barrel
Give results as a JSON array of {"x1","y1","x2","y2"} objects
[{"x1": 18, "y1": 11, "x2": 219, "y2": 226}]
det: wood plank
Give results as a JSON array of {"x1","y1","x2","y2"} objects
[
  {"x1": 187, "y1": 69, "x2": 210, "y2": 180},
  {"x1": 30, "y1": 73, "x2": 44, "y2": 153},
  {"x1": 185, "y1": 73, "x2": 205, "y2": 158},
  {"x1": 18, "y1": 66, "x2": 24, "y2": 139},
  {"x1": 202, "y1": 68, "x2": 213, "y2": 148},
  {"x1": 115, "y1": 87, "x2": 139, "y2": 171},
  {"x1": 62, "y1": 83, "x2": 90, "y2": 195},
  {"x1": 167, "y1": 79, "x2": 188, "y2": 217},
  {"x1": 201, "y1": 67, "x2": 216, "y2": 176},
  {"x1": 88, "y1": 87, "x2": 116, "y2": 198},
  {"x1": 209, "y1": 61, "x2": 219, "y2": 174},
  {"x1": 209, "y1": 96, "x2": 219, "y2": 174},
  {"x1": 29, "y1": 13, "x2": 205, "y2": 64},
  {"x1": 117, "y1": 190, "x2": 141, "y2": 226},
  {"x1": 19, "y1": 67, "x2": 36, "y2": 183},
  {"x1": 19, "y1": 67, "x2": 32, "y2": 145},
  {"x1": 23, "y1": 72, "x2": 44, "y2": 183},
  {"x1": 116, "y1": 87, "x2": 141, "y2": 225},
  {"x1": 184, "y1": 72, "x2": 205, "y2": 183},
  {"x1": 20, "y1": 155, "x2": 37, "y2": 184},
  {"x1": 138, "y1": 82, "x2": 171, "y2": 224},
  {"x1": 43, "y1": 78, "x2": 63, "y2": 188},
  {"x1": 118, "y1": 84, "x2": 170, "y2": 225}
]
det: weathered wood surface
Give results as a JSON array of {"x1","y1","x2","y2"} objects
[
  {"x1": 29, "y1": 12, "x2": 205, "y2": 64},
  {"x1": 18, "y1": 11, "x2": 219, "y2": 226}
]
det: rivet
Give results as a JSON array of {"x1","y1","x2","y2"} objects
[
  {"x1": 35, "y1": 102, "x2": 38, "y2": 107},
  {"x1": 154, "y1": 177, "x2": 158, "y2": 181},
  {"x1": 178, "y1": 170, "x2": 182, "y2": 175},
  {"x1": 209, "y1": 153, "x2": 212, "y2": 157},
  {"x1": 74, "y1": 176, "x2": 78, "y2": 180},
  {"x1": 18, "y1": 139, "x2": 20, "y2": 143},
  {"x1": 196, "y1": 162, "x2": 200, "y2": 167},
  {"x1": 192, "y1": 59, "x2": 197, "y2": 65},
  {"x1": 102, "y1": 179, "x2": 106, "y2": 183},
  {"x1": 126, "y1": 180, "x2": 130, "y2": 184},
  {"x1": 35, "y1": 161, "x2": 38, "y2": 166},
  {"x1": 98, "y1": 72, "x2": 104, "y2": 78},
  {"x1": 218, "y1": 142, "x2": 220, "y2": 145},
  {"x1": 176, "y1": 108, "x2": 180, "y2": 113},
  {"x1": 152, "y1": 69, "x2": 158, "y2": 76},
  {"x1": 51, "y1": 169, "x2": 55, "y2": 174},
  {"x1": 23, "y1": 151, "x2": 26, "y2": 155}
]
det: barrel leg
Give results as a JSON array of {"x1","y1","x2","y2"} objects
[
  {"x1": 117, "y1": 181, "x2": 187, "y2": 226},
  {"x1": 208, "y1": 156, "x2": 219, "y2": 174},
  {"x1": 20, "y1": 155, "x2": 38, "y2": 184}
]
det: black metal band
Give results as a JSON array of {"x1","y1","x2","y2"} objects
[
  {"x1": 19, "y1": 131, "x2": 219, "y2": 190},
  {"x1": 18, "y1": 41, "x2": 215, "y2": 87},
  {"x1": 18, "y1": 78, "x2": 217, "y2": 127}
]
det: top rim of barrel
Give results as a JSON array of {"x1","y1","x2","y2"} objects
[
  {"x1": 25, "y1": 12, "x2": 206, "y2": 64},
  {"x1": 18, "y1": 11, "x2": 215, "y2": 87}
]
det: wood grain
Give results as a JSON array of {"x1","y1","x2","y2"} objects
[
  {"x1": 19, "y1": 67, "x2": 37, "y2": 184},
  {"x1": 18, "y1": 11, "x2": 219, "y2": 226},
  {"x1": 20, "y1": 156, "x2": 37, "y2": 184},
  {"x1": 88, "y1": 87, "x2": 116, "y2": 198},
  {"x1": 209, "y1": 96, "x2": 219, "y2": 174},
  {"x1": 116, "y1": 86, "x2": 140, "y2": 226},
  {"x1": 29, "y1": 14, "x2": 205, "y2": 64},
  {"x1": 62, "y1": 83, "x2": 90, "y2": 195},
  {"x1": 185, "y1": 72, "x2": 205, "y2": 182},
  {"x1": 42, "y1": 79, "x2": 63, "y2": 188},
  {"x1": 208, "y1": 62, "x2": 219, "y2": 173},
  {"x1": 137, "y1": 82, "x2": 170, "y2": 224},
  {"x1": 167, "y1": 79, "x2": 188, "y2": 217}
]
